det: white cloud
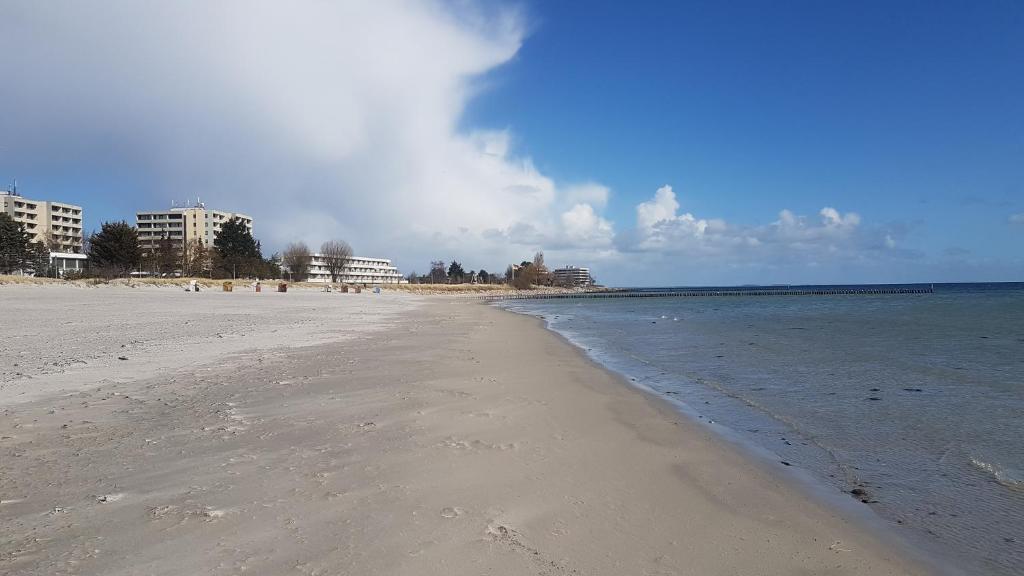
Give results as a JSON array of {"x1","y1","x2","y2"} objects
[
  {"x1": 819, "y1": 206, "x2": 861, "y2": 229},
  {"x1": 637, "y1": 185, "x2": 683, "y2": 231},
  {"x1": 563, "y1": 183, "x2": 610, "y2": 210},
  {"x1": 620, "y1": 185, "x2": 907, "y2": 268},
  {"x1": 0, "y1": 0, "x2": 611, "y2": 270},
  {"x1": 1010, "y1": 213, "x2": 1024, "y2": 225},
  {"x1": 560, "y1": 203, "x2": 614, "y2": 247}
]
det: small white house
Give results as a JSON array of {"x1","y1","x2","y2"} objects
[{"x1": 49, "y1": 252, "x2": 88, "y2": 277}]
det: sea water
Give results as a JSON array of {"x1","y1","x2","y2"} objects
[{"x1": 501, "y1": 283, "x2": 1024, "y2": 575}]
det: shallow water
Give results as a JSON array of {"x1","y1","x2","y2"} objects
[{"x1": 502, "y1": 283, "x2": 1024, "y2": 576}]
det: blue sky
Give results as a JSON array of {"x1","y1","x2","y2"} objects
[
  {"x1": 464, "y1": 0, "x2": 1023, "y2": 280},
  {"x1": 1, "y1": 1, "x2": 1021, "y2": 285}
]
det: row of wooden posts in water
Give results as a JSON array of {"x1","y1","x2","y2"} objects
[{"x1": 484, "y1": 285, "x2": 935, "y2": 301}]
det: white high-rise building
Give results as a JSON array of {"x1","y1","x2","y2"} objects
[
  {"x1": 136, "y1": 202, "x2": 252, "y2": 253},
  {"x1": 1, "y1": 188, "x2": 84, "y2": 253}
]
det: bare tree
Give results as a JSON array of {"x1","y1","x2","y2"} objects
[
  {"x1": 282, "y1": 241, "x2": 312, "y2": 281},
  {"x1": 181, "y1": 239, "x2": 198, "y2": 276},
  {"x1": 532, "y1": 251, "x2": 550, "y2": 286},
  {"x1": 181, "y1": 239, "x2": 210, "y2": 277},
  {"x1": 320, "y1": 240, "x2": 353, "y2": 283},
  {"x1": 43, "y1": 233, "x2": 62, "y2": 254},
  {"x1": 532, "y1": 251, "x2": 547, "y2": 273},
  {"x1": 430, "y1": 260, "x2": 446, "y2": 283}
]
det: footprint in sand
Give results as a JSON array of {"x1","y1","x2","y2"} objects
[
  {"x1": 440, "y1": 507, "x2": 464, "y2": 519},
  {"x1": 202, "y1": 508, "x2": 228, "y2": 520},
  {"x1": 440, "y1": 437, "x2": 519, "y2": 451},
  {"x1": 148, "y1": 505, "x2": 178, "y2": 520}
]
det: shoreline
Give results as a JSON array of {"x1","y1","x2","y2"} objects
[
  {"x1": 501, "y1": 302, "x2": 952, "y2": 576},
  {"x1": 1, "y1": 286, "x2": 934, "y2": 574}
]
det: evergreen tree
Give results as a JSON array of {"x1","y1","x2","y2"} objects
[
  {"x1": 88, "y1": 221, "x2": 142, "y2": 277},
  {"x1": 0, "y1": 212, "x2": 31, "y2": 274},
  {"x1": 214, "y1": 218, "x2": 261, "y2": 278},
  {"x1": 447, "y1": 260, "x2": 465, "y2": 283},
  {"x1": 156, "y1": 235, "x2": 180, "y2": 275},
  {"x1": 26, "y1": 242, "x2": 51, "y2": 277},
  {"x1": 214, "y1": 217, "x2": 260, "y2": 259},
  {"x1": 261, "y1": 254, "x2": 282, "y2": 280}
]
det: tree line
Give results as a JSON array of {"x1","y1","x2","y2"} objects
[{"x1": 403, "y1": 251, "x2": 584, "y2": 289}]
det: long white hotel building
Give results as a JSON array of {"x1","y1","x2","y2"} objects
[
  {"x1": 303, "y1": 254, "x2": 405, "y2": 284},
  {"x1": 552, "y1": 265, "x2": 593, "y2": 287}
]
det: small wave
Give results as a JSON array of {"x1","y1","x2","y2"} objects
[{"x1": 970, "y1": 457, "x2": 1024, "y2": 490}]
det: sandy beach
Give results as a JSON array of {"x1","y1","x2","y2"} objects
[{"x1": 0, "y1": 286, "x2": 932, "y2": 575}]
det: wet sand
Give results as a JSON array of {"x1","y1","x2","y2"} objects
[{"x1": 0, "y1": 286, "x2": 930, "y2": 575}]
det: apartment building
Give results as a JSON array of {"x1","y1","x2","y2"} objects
[
  {"x1": 1, "y1": 189, "x2": 84, "y2": 253},
  {"x1": 136, "y1": 202, "x2": 253, "y2": 252},
  {"x1": 552, "y1": 265, "x2": 593, "y2": 287},
  {"x1": 301, "y1": 255, "x2": 405, "y2": 284}
]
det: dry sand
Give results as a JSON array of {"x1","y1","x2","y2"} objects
[
  {"x1": 0, "y1": 286, "x2": 932, "y2": 575},
  {"x1": 0, "y1": 284, "x2": 411, "y2": 406}
]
